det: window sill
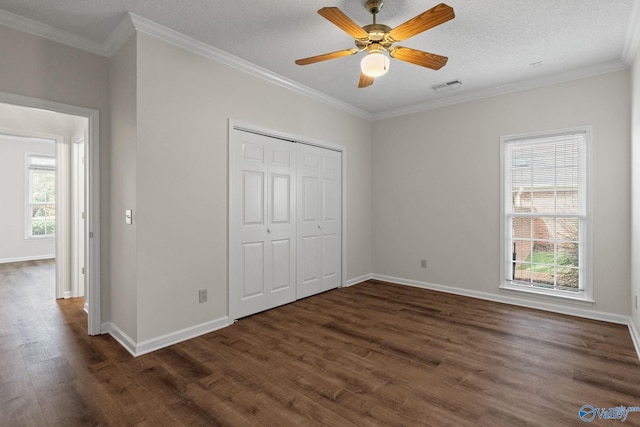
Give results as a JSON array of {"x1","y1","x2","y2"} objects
[
  {"x1": 25, "y1": 236, "x2": 55, "y2": 241},
  {"x1": 499, "y1": 282, "x2": 594, "y2": 303}
]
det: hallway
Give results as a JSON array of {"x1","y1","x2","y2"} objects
[{"x1": 0, "y1": 260, "x2": 108, "y2": 425}]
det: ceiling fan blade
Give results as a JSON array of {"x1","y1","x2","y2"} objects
[
  {"x1": 358, "y1": 73, "x2": 374, "y2": 88},
  {"x1": 295, "y1": 48, "x2": 359, "y2": 66},
  {"x1": 387, "y1": 3, "x2": 454, "y2": 42},
  {"x1": 389, "y1": 46, "x2": 448, "y2": 70},
  {"x1": 318, "y1": 7, "x2": 369, "y2": 40}
]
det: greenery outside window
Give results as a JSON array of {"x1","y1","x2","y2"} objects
[{"x1": 26, "y1": 155, "x2": 56, "y2": 238}]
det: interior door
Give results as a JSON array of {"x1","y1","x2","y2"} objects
[
  {"x1": 297, "y1": 145, "x2": 342, "y2": 298},
  {"x1": 229, "y1": 130, "x2": 296, "y2": 319}
]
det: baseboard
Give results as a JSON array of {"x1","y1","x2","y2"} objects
[
  {"x1": 0, "y1": 254, "x2": 55, "y2": 264},
  {"x1": 102, "y1": 321, "x2": 137, "y2": 357},
  {"x1": 100, "y1": 275, "x2": 638, "y2": 360},
  {"x1": 629, "y1": 320, "x2": 640, "y2": 362},
  {"x1": 103, "y1": 317, "x2": 231, "y2": 357},
  {"x1": 371, "y1": 274, "x2": 630, "y2": 325},
  {"x1": 345, "y1": 274, "x2": 373, "y2": 287}
]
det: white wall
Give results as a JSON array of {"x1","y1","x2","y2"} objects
[
  {"x1": 631, "y1": 49, "x2": 640, "y2": 335},
  {"x1": 0, "y1": 25, "x2": 111, "y2": 317},
  {"x1": 0, "y1": 135, "x2": 55, "y2": 261},
  {"x1": 111, "y1": 32, "x2": 372, "y2": 344},
  {"x1": 109, "y1": 34, "x2": 138, "y2": 341},
  {"x1": 372, "y1": 70, "x2": 631, "y2": 318}
]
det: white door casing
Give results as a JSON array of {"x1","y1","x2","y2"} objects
[{"x1": 72, "y1": 133, "x2": 86, "y2": 299}]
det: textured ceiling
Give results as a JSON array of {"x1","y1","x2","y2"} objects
[{"x1": 0, "y1": 0, "x2": 637, "y2": 117}]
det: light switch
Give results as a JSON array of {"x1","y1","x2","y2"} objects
[{"x1": 125, "y1": 209, "x2": 132, "y2": 225}]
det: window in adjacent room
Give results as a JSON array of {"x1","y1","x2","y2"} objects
[
  {"x1": 500, "y1": 127, "x2": 591, "y2": 301},
  {"x1": 26, "y1": 154, "x2": 56, "y2": 238}
]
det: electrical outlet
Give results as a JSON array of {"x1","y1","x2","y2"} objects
[
  {"x1": 199, "y1": 289, "x2": 207, "y2": 303},
  {"x1": 421, "y1": 259, "x2": 427, "y2": 269}
]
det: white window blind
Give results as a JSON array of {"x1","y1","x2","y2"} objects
[{"x1": 503, "y1": 130, "x2": 588, "y2": 293}]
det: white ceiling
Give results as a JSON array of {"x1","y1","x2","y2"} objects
[{"x1": 0, "y1": 0, "x2": 638, "y2": 118}]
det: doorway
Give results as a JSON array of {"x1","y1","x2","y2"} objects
[{"x1": 0, "y1": 92, "x2": 101, "y2": 335}]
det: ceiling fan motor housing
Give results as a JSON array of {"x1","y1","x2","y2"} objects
[{"x1": 365, "y1": 0, "x2": 383, "y2": 15}]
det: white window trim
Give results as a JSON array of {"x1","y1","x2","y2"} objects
[
  {"x1": 24, "y1": 152, "x2": 56, "y2": 240},
  {"x1": 499, "y1": 126, "x2": 593, "y2": 303}
]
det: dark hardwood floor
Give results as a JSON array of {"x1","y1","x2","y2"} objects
[{"x1": 2, "y1": 260, "x2": 640, "y2": 426}]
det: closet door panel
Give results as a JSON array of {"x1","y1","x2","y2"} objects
[
  {"x1": 297, "y1": 147, "x2": 323, "y2": 298},
  {"x1": 320, "y1": 150, "x2": 342, "y2": 291},
  {"x1": 271, "y1": 239, "x2": 291, "y2": 291},
  {"x1": 297, "y1": 145, "x2": 342, "y2": 297},
  {"x1": 231, "y1": 126, "x2": 341, "y2": 320},
  {"x1": 242, "y1": 242, "x2": 265, "y2": 298},
  {"x1": 266, "y1": 139, "x2": 297, "y2": 309},
  {"x1": 242, "y1": 172, "x2": 264, "y2": 225},
  {"x1": 230, "y1": 132, "x2": 268, "y2": 319},
  {"x1": 230, "y1": 131, "x2": 296, "y2": 318}
]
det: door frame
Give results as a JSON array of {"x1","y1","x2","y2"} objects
[
  {"x1": 228, "y1": 119, "x2": 347, "y2": 321},
  {"x1": 71, "y1": 132, "x2": 86, "y2": 301},
  {"x1": 0, "y1": 90, "x2": 102, "y2": 335}
]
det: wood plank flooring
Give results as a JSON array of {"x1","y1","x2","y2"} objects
[{"x1": 2, "y1": 260, "x2": 640, "y2": 426}]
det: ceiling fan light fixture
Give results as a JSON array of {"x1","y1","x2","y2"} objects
[
  {"x1": 295, "y1": 3, "x2": 455, "y2": 88},
  {"x1": 361, "y1": 51, "x2": 390, "y2": 77}
]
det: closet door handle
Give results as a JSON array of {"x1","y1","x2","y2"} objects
[
  {"x1": 317, "y1": 224, "x2": 322, "y2": 229},
  {"x1": 267, "y1": 228, "x2": 271, "y2": 234}
]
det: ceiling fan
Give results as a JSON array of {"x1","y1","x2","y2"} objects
[{"x1": 295, "y1": 0, "x2": 455, "y2": 88}]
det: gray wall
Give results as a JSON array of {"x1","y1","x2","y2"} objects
[
  {"x1": 372, "y1": 70, "x2": 631, "y2": 317},
  {"x1": 109, "y1": 32, "x2": 373, "y2": 343},
  {"x1": 109, "y1": 34, "x2": 138, "y2": 341}
]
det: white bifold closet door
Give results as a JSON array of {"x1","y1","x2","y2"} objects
[
  {"x1": 229, "y1": 131, "x2": 298, "y2": 320},
  {"x1": 297, "y1": 144, "x2": 342, "y2": 299},
  {"x1": 229, "y1": 128, "x2": 342, "y2": 320}
]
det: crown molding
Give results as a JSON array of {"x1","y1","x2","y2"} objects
[
  {"x1": 0, "y1": 9, "x2": 108, "y2": 56},
  {"x1": 622, "y1": 0, "x2": 640, "y2": 64},
  {"x1": 373, "y1": 59, "x2": 629, "y2": 120},
  {"x1": 0, "y1": 8, "x2": 371, "y2": 119},
  {"x1": 102, "y1": 13, "x2": 136, "y2": 57},
  {"x1": 127, "y1": 13, "x2": 373, "y2": 121},
  {"x1": 2, "y1": 6, "x2": 635, "y2": 122}
]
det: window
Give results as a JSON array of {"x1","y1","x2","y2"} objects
[
  {"x1": 26, "y1": 154, "x2": 56, "y2": 238},
  {"x1": 500, "y1": 128, "x2": 590, "y2": 300}
]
